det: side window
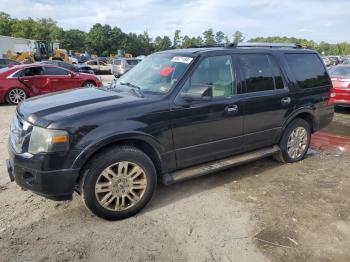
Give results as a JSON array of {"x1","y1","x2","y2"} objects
[
  {"x1": 44, "y1": 67, "x2": 70, "y2": 76},
  {"x1": 240, "y1": 54, "x2": 275, "y2": 93},
  {"x1": 22, "y1": 67, "x2": 44, "y2": 76},
  {"x1": 190, "y1": 55, "x2": 236, "y2": 98},
  {"x1": 269, "y1": 56, "x2": 285, "y2": 89},
  {"x1": 285, "y1": 53, "x2": 331, "y2": 88}
]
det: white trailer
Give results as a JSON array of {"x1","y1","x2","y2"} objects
[
  {"x1": 0, "y1": 35, "x2": 60, "y2": 58},
  {"x1": 0, "y1": 35, "x2": 37, "y2": 58}
]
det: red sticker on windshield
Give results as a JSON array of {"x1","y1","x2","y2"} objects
[{"x1": 160, "y1": 66, "x2": 174, "y2": 77}]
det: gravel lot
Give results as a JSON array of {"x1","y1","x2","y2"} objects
[{"x1": 0, "y1": 99, "x2": 349, "y2": 262}]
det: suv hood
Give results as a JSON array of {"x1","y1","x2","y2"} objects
[{"x1": 17, "y1": 87, "x2": 144, "y2": 127}]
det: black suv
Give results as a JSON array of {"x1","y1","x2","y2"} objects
[{"x1": 7, "y1": 43, "x2": 334, "y2": 220}]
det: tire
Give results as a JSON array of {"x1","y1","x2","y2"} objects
[
  {"x1": 83, "y1": 81, "x2": 96, "y2": 88},
  {"x1": 6, "y1": 88, "x2": 27, "y2": 105},
  {"x1": 81, "y1": 146, "x2": 157, "y2": 220},
  {"x1": 274, "y1": 118, "x2": 311, "y2": 163}
]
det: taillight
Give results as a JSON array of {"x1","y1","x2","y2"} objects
[{"x1": 328, "y1": 88, "x2": 336, "y2": 105}]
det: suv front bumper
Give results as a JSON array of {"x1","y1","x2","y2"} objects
[{"x1": 7, "y1": 143, "x2": 80, "y2": 201}]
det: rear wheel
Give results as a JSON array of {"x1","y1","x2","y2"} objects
[
  {"x1": 274, "y1": 118, "x2": 311, "y2": 163},
  {"x1": 6, "y1": 88, "x2": 27, "y2": 105},
  {"x1": 81, "y1": 146, "x2": 157, "y2": 220},
  {"x1": 83, "y1": 81, "x2": 96, "y2": 88}
]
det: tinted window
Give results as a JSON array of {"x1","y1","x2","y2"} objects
[
  {"x1": 240, "y1": 54, "x2": 275, "y2": 92},
  {"x1": 329, "y1": 66, "x2": 350, "y2": 77},
  {"x1": 44, "y1": 67, "x2": 70, "y2": 76},
  {"x1": 20, "y1": 67, "x2": 44, "y2": 77},
  {"x1": 0, "y1": 59, "x2": 6, "y2": 65},
  {"x1": 269, "y1": 56, "x2": 285, "y2": 89},
  {"x1": 285, "y1": 53, "x2": 331, "y2": 88},
  {"x1": 126, "y1": 60, "x2": 139, "y2": 66},
  {"x1": 190, "y1": 55, "x2": 235, "y2": 98}
]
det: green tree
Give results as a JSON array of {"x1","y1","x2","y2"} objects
[
  {"x1": 203, "y1": 29, "x2": 216, "y2": 45},
  {"x1": 154, "y1": 36, "x2": 172, "y2": 51},
  {"x1": 61, "y1": 29, "x2": 86, "y2": 51},
  {"x1": 173, "y1": 29, "x2": 182, "y2": 49},
  {"x1": 233, "y1": 30, "x2": 244, "y2": 43},
  {"x1": 0, "y1": 12, "x2": 13, "y2": 36},
  {"x1": 85, "y1": 23, "x2": 113, "y2": 56},
  {"x1": 215, "y1": 31, "x2": 225, "y2": 44}
]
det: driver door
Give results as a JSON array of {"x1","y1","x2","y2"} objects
[
  {"x1": 171, "y1": 54, "x2": 245, "y2": 169},
  {"x1": 43, "y1": 66, "x2": 79, "y2": 92}
]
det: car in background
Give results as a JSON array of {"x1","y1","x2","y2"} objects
[
  {"x1": 329, "y1": 65, "x2": 350, "y2": 107},
  {"x1": 85, "y1": 59, "x2": 112, "y2": 75},
  {"x1": 97, "y1": 57, "x2": 109, "y2": 64},
  {"x1": 342, "y1": 59, "x2": 350, "y2": 65},
  {"x1": 0, "y1": 58, "x2": 20, "y2": 68},
  {"x1": 0, "y1": 64, "x2": 103, "y2": 105},
  {"x1": 111, "y1": 58, "x2": 141, "y2": 77},
  {"x1": 38, "y1": 60, "x2": 95, "y2": 74}
]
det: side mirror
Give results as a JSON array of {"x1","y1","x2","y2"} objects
[
  {"x1": 69, "y1": 72, "x2": 77, "y2": 77},
  {"x1": 181, "y1": 84, "x2": 212, "y2": 102}
]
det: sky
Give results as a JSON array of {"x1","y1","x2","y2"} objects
[{"x1": 0, "y1": 0, "x2": 349, "y2": 43}]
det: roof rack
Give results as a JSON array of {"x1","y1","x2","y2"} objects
[
  {"x1": 185, "y1": 42, "x2": 302, "y2": 49},
  {"x1": 236, "y1": 42, "x2": 302, "y2": 49}
]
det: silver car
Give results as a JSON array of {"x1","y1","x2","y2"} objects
[{"x1": 111, "y1": 58, "x2": 141, "y2": 77}]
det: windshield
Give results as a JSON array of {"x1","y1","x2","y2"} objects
[
  {"x1": 116, "y1": 53, "x2": 193, "y2": 94},
  {"x1": 329, "y1": 67, "x2": 350, "y2": 77}
]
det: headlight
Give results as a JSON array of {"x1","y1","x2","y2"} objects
[{"x1": 28, "y1": 126, "x2": 69, "y2": 154}]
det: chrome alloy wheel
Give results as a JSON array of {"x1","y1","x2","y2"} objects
[
  {"x1": 287, "y1": 127, "x2": 308, "y2": 159},
  {"x1": 84, "y1": 82, "x2": 96, "y2": 87},
  {"x1": 8, "y1": 89, "x2": 26, "y2": 104},
  {"x1": 95, "y1": 161, "x2": 147, "y2": 211}
]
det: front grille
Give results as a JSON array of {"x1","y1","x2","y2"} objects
[{"x1": 9, "y1": 114, "x2": 32, "y2": 153}]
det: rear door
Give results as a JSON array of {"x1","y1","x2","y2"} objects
[
  {"x1": 239, "y1": 53, "x2": 293, "y2": 151},
  {"x1": 18, "y1": 66, "x2": 50, "y2": 95},
  {"x1": 44, "y1": 66, "x2": 79, "y2": 92}
]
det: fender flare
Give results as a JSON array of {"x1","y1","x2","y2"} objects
[
  {"x1": 276, "y1": 107, "x2": 317, "y2": 143},
  {"x1": 72, "y1": 131, "x2": 163, "y2": 170}
]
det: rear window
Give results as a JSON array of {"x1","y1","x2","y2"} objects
[
  {"x1": 285, "y1": 53, "x2": 331, "y2": 88},
  {"x1": 113, "y1": 59, "x2": 121, "y2": 65},
  {"x1": 126, "y1": 59, "x2": 139, "y2": 66},
  {"x1": 329, "y1": 67, "x2": 350, "y2": 77}
]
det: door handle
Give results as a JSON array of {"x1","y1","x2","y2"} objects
[
  {"x1": 226, "y1": 105, "x2": 238, "y2": 113},
  {"x1": 281, "y1": 97, "x2": 291, "y2": 105},
  {"x1": 22, "y1": 79, "x2": 29, "y2": 82}
]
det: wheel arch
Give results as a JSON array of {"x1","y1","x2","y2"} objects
[
  {"x1": 73, "y1": 134, "x2": 163, "y2": 184},
  {"x1": 276, "y1": 109, "x2": 316, "y2": 143}
]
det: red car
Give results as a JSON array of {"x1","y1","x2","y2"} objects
[
  {"x1": 0, "y1": 64, "x2": 103, "y2": 105},
  {"x1": 329, "y1": 65, "x2": 350, "y2": 107}
]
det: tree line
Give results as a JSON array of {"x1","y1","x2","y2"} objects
[{"x1": 1, "y1": 12, "x2": 349, "y2": 56}]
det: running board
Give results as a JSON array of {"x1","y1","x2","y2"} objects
[{"x1": 162, "y1": 146, "x2": 280, "y2": 185}]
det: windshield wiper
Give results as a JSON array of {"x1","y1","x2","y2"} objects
[{"x1": 119, "y1": 82, "x2": 144, "y2": 97}]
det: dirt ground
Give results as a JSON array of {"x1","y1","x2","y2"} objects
[{"x1": 0, "y1": 103, "x2": 349, "y2": 262}]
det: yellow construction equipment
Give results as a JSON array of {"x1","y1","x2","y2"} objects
[{"x1": 6, "y1": 50, "x2": 35, "y2": 63}]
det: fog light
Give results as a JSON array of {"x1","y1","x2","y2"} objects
[{"x1": 23, "y1": 172, "x2": 35, "y2": 186}]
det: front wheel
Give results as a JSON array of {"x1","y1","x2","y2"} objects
[
  {"x1": 274, "y1": 118, "x2": 311, "y2": 163},
  {"x1": 81, "y1": 146, "x2": 157, "y2": 220}
]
